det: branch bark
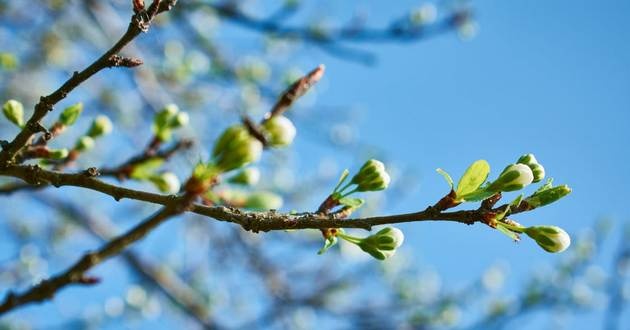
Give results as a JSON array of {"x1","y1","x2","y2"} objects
[
  {"x1": 0, "y1": 164, "x2": 528, "y2": 233},
  {"x1": 0, "y1": 0, "x2": 177, "y2": 165}
]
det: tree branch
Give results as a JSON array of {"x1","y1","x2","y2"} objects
[
  {"x1": 0, "y1": 164, "x2": 527, "y2": 233},
  {"x1": 0, "y1": 204, "x2": 186, "y2": 315},
  {"x1": 0, "y1": 0, "x2": 177, "y2": 165},
  {"x1": 35, "y1": 195, "x2": 217, "y2": 329}
]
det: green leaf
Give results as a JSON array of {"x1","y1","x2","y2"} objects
[
  {"x1": 510, "y1": 194, "x2": 524, "y2": 209},
  {"x1": 496, "y1": 223, "x2": 521, "y2": 242},
  {"x1": 129, "y1": 158, "x2": 165, "y2": 180},
  {"x1": 456, "y1": 160, "x2": 490, "y2": 198},
  {"x1": 458, "y1": 186, "x2": 495, "y2": 202},
  {"x1": 318, "y1": 236, "x2": 338, "y2": 255},
  {"x1": 333, "y1": 169, "x2": 350, "y2": 193},
  {"x1": 436, "y1": 168, "x2": 454, "y2": 189},
  {"x1": 534, "y1": 178, "x2": 554, "y2": 194},
  {"x1": 338, "y1": 197, "x2": 365, "y2": 209}
]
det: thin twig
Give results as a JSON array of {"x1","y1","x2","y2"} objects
[{"x1": 0, "y1": 0, "x2": 177, "y2": 165}]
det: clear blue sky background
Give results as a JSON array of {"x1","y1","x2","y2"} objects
[{"x1": 308, "y1": 0, "x2": 629, "y2": 328}]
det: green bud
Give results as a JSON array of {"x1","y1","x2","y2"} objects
[
  {"x1": 48, "y1": 148, "x2": 69, "y2": 159},
  {"x1": 244, "y1": 191, "x2": 283, "y2": 210},
  {"x1": 0, "y1": 52, "x2": 18, "y2": 70},
  {"x1": 517, "y1": 153, "x2": 545, "y2": 183},
  {"x1": 192, "y1": 163, "x2": 218, "y2": 182},
  {"x1": 262, "y1": 116, "x2": 296, "y2": 147},
  {"x1": 172, "y1": 112, "x2": 189, "y2": 128},
  {"x1": 517, "y1": 153, "x2": 538, "y2": 166},
  {"x1": 212, "y1": 125, "x2": 263, "y2": 172},
  {"x1": 228, "y1": 167, "x2": 261, "y2": 186},
  {"x1": 74, "y1": 136, "x2": 95, "y2": 151},
  {"x1": 149, "y1": 172, "x2": 181, "y2": 194},
  {"x1": 524, "y1": 185, "x2": 571, "y2": 208},
  {"x1": 87, "y1": 115, "x2": 113, "y2": 138},
  {"x1": 488, "y1": 163, "x2": 533, "y2": 192},
  {"x1": 350, "y1": 159, "x2": 391, "y2": 192},
  {"x1": 2, "y1": 99, "x2": 24, "y2": 128},
  {"x1": 524, "y1": 225, "x2": 571, "y2": 253},
  {"x1": 153, "y1": 104, "x2": 178, "y2": 132},
  {"x1": 58, "y1": 103, "x2": 83, "y2": 126},
  {"x1": 357, "y1": 227, "x2": 405, "y2": 260}
]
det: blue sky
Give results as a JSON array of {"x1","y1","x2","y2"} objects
[{"x1": 308, "y1": 0, "x2": 630, "y2": 327}]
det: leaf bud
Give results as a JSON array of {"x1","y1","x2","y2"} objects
[{"x1": 2, "y1": 99, "x2": 24, "y2": 128}]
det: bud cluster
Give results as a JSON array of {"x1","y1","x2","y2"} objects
[
  {"x1": 332, "y1": 159, "x2": 391, "y2": 201},
  {"x1": 152, "y1": 104, "x2": 189, "y2": 142},
  {"x1": 73, "y1": 115, "x2": 113, "y2": 153}
]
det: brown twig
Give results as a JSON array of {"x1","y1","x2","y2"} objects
[
  {"x1": 35, "y1": 195, "x2": 217, "y2": 329},
  {"x1": 0, "y1": 164, "x2": 532, "y2": 233},
  {"x1": 0, "y1": 206, "x2": 180, "y2": 315},
  {"x1": 0, "y1": 0, "x2": 177, "y2": 165}
]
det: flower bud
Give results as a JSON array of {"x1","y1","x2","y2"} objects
[
  {"x1": 350, "y1": 159, "x2": 391, "y2": 192},
  {"x1": 172, "y1": 112, "x2": 189, "y2": 128},
  {"x1": 48, "y1": 148, "x2": 69, "y2": 159},
  {"x1": 357, "y1": 227, "x2": 405, "y2": 260},
  {"x1": 244, "y1": 191, "x2": 283, "y2": 210},
  {"x1": 517, "y1": 153, "x2": 545, "y2": 183},
  {"x1": 229, "y1": 167, "x2": 260, "y2": 186},
  {"x1": 488, "y1": 163, "x2": 534, "y2": 192},
  {"x1": 529, "y1": 163, "x2": 545, "y2": 183},
  {"x1": 517, "y1": 153, "x2": 538, "y2": 166},
  {"x1": 2, "y1": 99, "x2": 24, "y2": 128},
  {"x1": 87, "y1": 115, "x2": 113, "y2": 138},
  {"x1": 524, "y1": 226, "x2": 571, "y2": 253},
  {"x1": 58, "y1": 103, "x2": 83, "y2": 126},
  {"x1": 74, "y1": 136, "x2": 95, "y2": 151},
  {"x1": 149, "y1": 172, "x2": 181, "y2": 194},
  {"x1": 262, "y1": 116, "x2": 296, "y2": 147},
  {"x1": 212, "y1": 125, "x2": 263, "y2": 172},
  {"x1": 524, "y1": 185, "x2": 571, "y2": 208}
]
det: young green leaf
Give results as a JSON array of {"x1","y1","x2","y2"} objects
[
  {"x1": 130, "y1": 158, "x2": 165, "y2": 180},
  {"x1": 318, "y1": 236, "x2": 338, "y2": 255},
  {"x1": 338, "y1": 197, "x2": 364, "y2": 209},
  {"x1": 436, "y1": 168, "x2": 454, "y2": 190},
  {"x1": 458, "y1": 186, "x2": 495, "y2": 202},
  {"x1": 333, "y1": 169, "x2": 350, "y2": 193},
  {"x1": 456, "y1": 160, "x2": 490, "y2": 198},
  {"x1": 495, "y1": 223, "x2": 521, "y2": 242}
]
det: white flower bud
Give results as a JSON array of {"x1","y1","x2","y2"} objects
[
  {"x1": 524, "y1": 226, "x2": 571, "y2": 253},
  {"x1": 517, "y1": 153, "x2": 545, "y2": 183},
  {"x1": 489, "y1": 163, "x2": 534, "y2": 192},
  {"x1": 262, "y1": 116, "x2": 296, "y2": 147},
  {"x1": 357, "y1": 227, "x2": 405, "y2": 260}
]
